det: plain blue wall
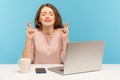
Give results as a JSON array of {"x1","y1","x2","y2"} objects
[{"x1": 0, "y1": 0, "x2": 120, "y2": 64}]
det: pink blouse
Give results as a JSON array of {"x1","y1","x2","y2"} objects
[{"x1": 30, "y1": 29, "x2": 66, "y2": 64}]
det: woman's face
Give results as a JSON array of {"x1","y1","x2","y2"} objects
[{"x1": 39, "y1": 6, "x2": 55, "y2": 28}]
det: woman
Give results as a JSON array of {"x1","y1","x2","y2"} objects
[{"x1": 22, "y1": 3, "x2": 69, "y2": 64}]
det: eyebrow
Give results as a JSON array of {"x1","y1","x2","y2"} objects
[{"x1": 41, "y1": 11, "x2": 54, "y2": 14}]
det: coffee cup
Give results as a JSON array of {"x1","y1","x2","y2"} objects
[{"x1": 18, "y1": 58, "x2": 31, "y2": 73}]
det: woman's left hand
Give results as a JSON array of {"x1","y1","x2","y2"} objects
[{"x1": 61, "y1": 22, "x2": 69, "y2": 41}]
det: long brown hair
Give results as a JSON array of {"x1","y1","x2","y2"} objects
[{"x1": 34, "y1": 3, "x2": 63, "y2": 29}]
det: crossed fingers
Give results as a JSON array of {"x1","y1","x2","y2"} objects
[
  {"x1": 61, "y1": 22, "x2": 69, "y2": 34},
  {"x1": 26, "y1": 22, "x2": 34, "y2": 35}
]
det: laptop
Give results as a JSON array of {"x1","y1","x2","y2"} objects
[{"x1": 48, "y1": 41, "x2": 104, "y2": 75}]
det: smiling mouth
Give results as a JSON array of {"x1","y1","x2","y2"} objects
[{"x1": 45, "y1": 20, "x2": 51, "y2": 23}]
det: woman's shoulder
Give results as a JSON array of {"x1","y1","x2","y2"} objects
[
  {"x1": 58, "y1": 28, "x2": 63, "y2": 30},
  {"x1": 34, "y1": 28, "x2": 42, "y2": 33},
  {"x1": 55, "y1": 28, "x2": 62, "y2": 37},
  {"x1": 57, "y1": 28, "x2": 63, "y2": 32}
]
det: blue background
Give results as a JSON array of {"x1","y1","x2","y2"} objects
[{"x1": 0, "y1": 0, "x2": 120, "y2": 64}]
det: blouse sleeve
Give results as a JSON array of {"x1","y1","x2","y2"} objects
[
  {"x1": 30, "y1": 35, "x2": 35, "y2": 64},
  {"x1": 60, "y1": 37, "x2": 69, "y2": 64}
]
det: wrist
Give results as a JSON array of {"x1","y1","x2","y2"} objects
[
  {"x1": 26, "y1": 38, "x2": 33, "y2": 42},
  {"x1": 62, "y1": 37, "x2": 69, "y2": 42}
]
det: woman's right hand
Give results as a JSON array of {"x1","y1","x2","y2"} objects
[{"x1": 26, "y1": 22, "x2": 35, "y2": 39}]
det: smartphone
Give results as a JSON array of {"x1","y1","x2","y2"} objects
[{"x1": 35, "y1": 68, "x2": 46, "y2": 74}]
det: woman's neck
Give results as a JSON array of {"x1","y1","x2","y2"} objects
[{"x1": 42, "y1": 26, "x2": 55, "y2": 36}]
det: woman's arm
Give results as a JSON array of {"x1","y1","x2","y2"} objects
[
  {"x1": 22, "y1": 22, "x2": 35, "y2": 63},
  {"x1": 22, "y1": 39, "x2": 33, "y2": 58},
  {"x1": 60, "y1": 22, "x2": 69, "y2": 64},
  {"x1": 60, "y1": 37, "x2": 69, "y2": 64}
]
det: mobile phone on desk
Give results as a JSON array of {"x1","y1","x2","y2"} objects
[{"x1": 35, "y1": 68, "x2": 46, "y2": 74}]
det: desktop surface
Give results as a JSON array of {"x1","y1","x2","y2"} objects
[{"x1": 0, "y1": 64, "x2": 120, "y2": 80}]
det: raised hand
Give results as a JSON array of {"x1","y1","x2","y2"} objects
[
  {"x1": 26, "y1": 22, "x2": 34, "y2": 39},
  {"x1": 61, "y1": 22, "x2": 69, "y2": 41}
]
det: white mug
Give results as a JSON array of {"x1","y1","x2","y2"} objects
[{"x1": 18, "y1": 58, "x2": 31, "y2": 73}]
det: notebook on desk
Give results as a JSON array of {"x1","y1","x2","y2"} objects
[{"x1": 48, "y1": 41, "x2": 104, "y2": 75}]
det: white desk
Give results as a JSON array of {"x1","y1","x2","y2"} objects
[{"x1": 0, "y1": 64, "x2": 120, "y2": 80}]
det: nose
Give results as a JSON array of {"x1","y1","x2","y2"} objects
[{"x1": 45, "y1": 14, "x2": 50, "y2": 19}]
